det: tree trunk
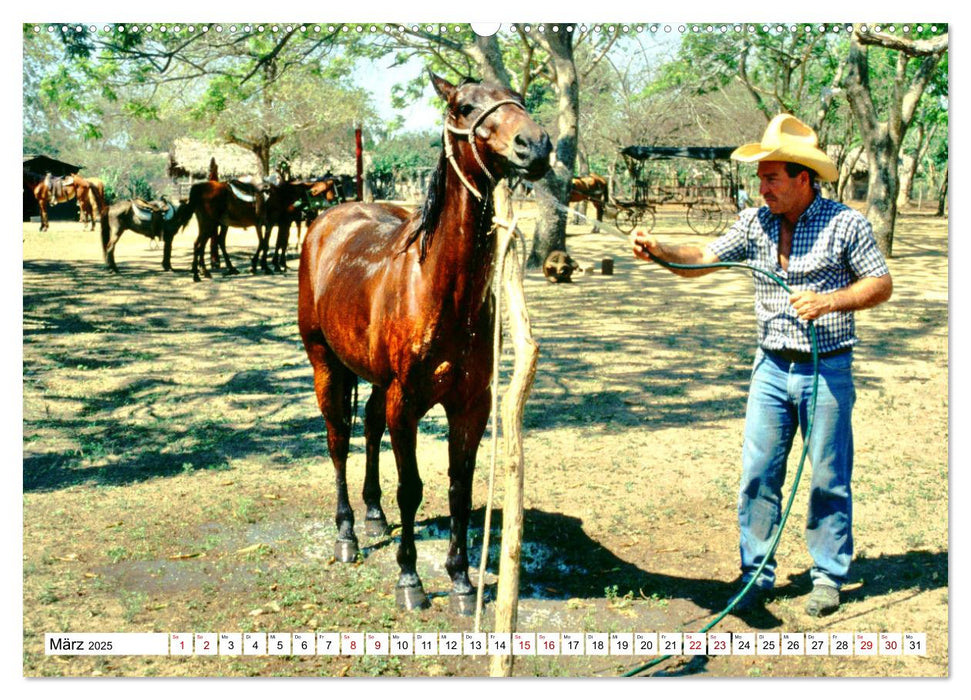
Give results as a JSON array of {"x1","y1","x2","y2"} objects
[
  {"x1": 936, "y1": 164, "x2": 948, "y2": 217},
  {"x1": 864, "y1": 132, "x2": 900, "y2": 254},
  {"x1": 843, "y1": 26, "x2": 947, "y2": 257},
  {"x1": 528, "y1": 24, "x2": 579, "y2": 268}
]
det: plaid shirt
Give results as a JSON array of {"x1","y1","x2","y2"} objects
[{"x1": 706, "y1": 196, "x2": 890, "y2": 354}]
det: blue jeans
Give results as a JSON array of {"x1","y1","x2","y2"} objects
[{"x1": 739, "y1": 348, "x2": 856, "y2": 591}]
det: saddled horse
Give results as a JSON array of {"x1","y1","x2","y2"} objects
[
  {"x1": 188, "y1": 178, "x2": 272, "y2": 282},
  {"x1": 33, "y1": 173, "x2": 106, "y2": 232},
  {"x1": 101, "y1": 196, "x2": 192, "y2": 272},
  {"x1": 569, "y1": 173, "x2": 608, "y2": 230},
  {"x1": 298, "y1": 74, "x2": 551, "y2": 612},
  {"x1": 269, "y1": 177, "x2": 341, "y2": 272}
]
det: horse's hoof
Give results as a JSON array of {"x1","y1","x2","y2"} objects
[
  {"x1": 364, "y1": 518, "x2": 390, "y2": 538},
  {"x1": 396, "y1": 585, "x2": 430, "y2": 611},
  {"x1": 449, "y1": 591, "x2": 477, "y2": 616},
  {"x1": 334, "y1": 539, "x2": 358, "y2": 563}
]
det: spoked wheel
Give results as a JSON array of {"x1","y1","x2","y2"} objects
[
  {"x1": 686, "y1": 204, "x2": 723, "y2": 235},
  {"x1": 614, "y1": 207, "x2": 640, "y2": 233}
]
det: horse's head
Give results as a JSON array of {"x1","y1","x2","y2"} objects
[
  {"x1": 309, "y1": 178, "x2": 338, "y2": 202},
  {"x1": 432, "y1": 74, "x2": 551, "y2": 185}
]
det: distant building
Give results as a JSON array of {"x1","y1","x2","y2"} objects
[{"x1": 23, "y1": 154, "x2": 83, "y2": 222}]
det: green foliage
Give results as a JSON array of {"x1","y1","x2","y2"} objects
[{"x1": 369, "y1": 130, "x2": 438, "y2": 177}]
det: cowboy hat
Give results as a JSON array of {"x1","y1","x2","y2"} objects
[{"x1": 731, "y1": 114, "x2": 838, "y2": 182}]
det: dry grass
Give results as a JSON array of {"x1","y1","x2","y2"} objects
[{"x1": 22, "y1": 205, "x2": 948, "y2": 677}]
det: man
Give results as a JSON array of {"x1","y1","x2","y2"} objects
[{"x1": 632, "y1": 114, "x2": 892, "y2": 617}]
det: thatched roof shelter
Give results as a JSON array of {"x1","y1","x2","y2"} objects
[{"x1": 168, "y1": 138, "x2": 368, "y2": 180}]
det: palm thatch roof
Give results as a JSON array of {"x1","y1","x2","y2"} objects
[
  {"x1": 169, "y1": 138, "x2": 260, "y2": 179},
  {"x1": 168, "y1": 138, "x2": 368, "y2": 179}
]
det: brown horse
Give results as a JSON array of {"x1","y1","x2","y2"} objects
[
  {"x1": 269, "y1": 177, "x2": 341, "y2": 272},
  {"x1": 569, "y1": 173, "x2": 608, "y2": 229},
  {"x1": 32, "y1": 173, "x2": 105, "y2": 231},
  {"x1": 101, "y1": 197, "x2": 192, "y2": 273},
  {"x1": 187, "y1": 179, "x2": 271, "y2": 282},
  {"x1": 297, "y1": 74, "x2": 551, "y2": 612}
]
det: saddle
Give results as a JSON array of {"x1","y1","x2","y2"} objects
[
  {"x1": 131, "y1": 198, "x2": 162, "y2": 224},
  {"x1": 44, "y1": 174, "x2": 75, "y2": 204},
  {"x1": 228, "y1": 178, "x2": 270, "y2": 204},
  {"x1": 132, "y1": 197, "x2": 180, "y2": 223}
]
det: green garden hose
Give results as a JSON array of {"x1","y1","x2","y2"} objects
[
  {"x1": 621, "y1": 254, "x2": 819, "y2": 677},
  {"x1": 540, "y1": 200, "x2": 822, "y2": 677}
]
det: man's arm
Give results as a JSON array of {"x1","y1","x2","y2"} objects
[
  {"x1": 789, "y1": 274, "x2": 893, "y2": 321},
  {"x1": 631, "y1": 231, "x2": 722, "y2": 278}
]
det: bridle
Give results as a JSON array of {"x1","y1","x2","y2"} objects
[{"x1": 443, "y1": 98, "x2": 526, "y2": 201}]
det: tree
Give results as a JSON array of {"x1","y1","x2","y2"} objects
[
  {"x1": 842, "y1": 24, "x2": 948, "y2": 255},
  {"x1": 24, "y1": 23, "x2": 376, "y2": 177}
]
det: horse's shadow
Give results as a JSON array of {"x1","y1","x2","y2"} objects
[{"x1": 371, "y1": 507, "x2": 947, "y2": 623}]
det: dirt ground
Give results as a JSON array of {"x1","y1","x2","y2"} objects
[{"x1": 21, "y1": 203, "x2": 948, "y2": 679}]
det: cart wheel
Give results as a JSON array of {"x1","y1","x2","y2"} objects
[
  {"x1": 640, "y1": 208, "x2": 656, "y2": 233},
  {"x1": 686, "y1": 204, "x2": 723, "y2": 235},
  {"x1": 615, "y1": 208, "x2": 640, "y2": 233}
]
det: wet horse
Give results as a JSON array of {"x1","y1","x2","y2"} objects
[
  {"x1": 269, "y1": 177, "x2": 340, "y2": 272},
  {"x1": 569, "y1": 173, "x2": 608, "y2": 229},
  {"x1": 297, "y1": 74, "x2": 551, "y2": 612},
  {"x1": 187, "y1": 179, "x2": 271, "y2": 282},
  {"x1": 33, "y1": 173, "x2": 106, "y2": 231},
  {"x1": 101, "y1": 197, "x2": 193, "y2": 272}
]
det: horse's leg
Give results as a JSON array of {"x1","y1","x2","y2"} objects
[
  {"x1": 443, "y1": 391, "x2": 491, "y2": 614},
  {"x1": 192, "y1": 228, "x2": 212, "y2": 282},
  {"x1": 162, "y1": 231, "x2": 175, "y2": 272},
  {"x1": 258, "y1": 224, "x2": 273, "y2": 274},
  {"x1": 306, "y1": 338, "x2": 359, "y2": 561},
  {"x1": 385, "y1": 384, "x2": 429, "y2": 610},
  {"x1": 218, "y1": 226, "x2": 238, "y2": 275},
  {"x1": 210, "y1": 232, "x2": 221, "y2": 269},
  {"x1": 362, "y1": 386, "x2": 390, "y2": 537},
  {"x1": 38, "y1": 200, "x2": 48, "y2": 232},
  {"x1": 104, "y1": 226, "x2": 122, "y2": 273}
]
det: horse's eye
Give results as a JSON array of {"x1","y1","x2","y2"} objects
[{"x1": 459, "y1": 104, "x2": 475, "y2": 117}]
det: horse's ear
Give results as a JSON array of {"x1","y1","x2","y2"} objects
[{"x1": 430, "y1": 72, "x2": 456, "y2": 103}]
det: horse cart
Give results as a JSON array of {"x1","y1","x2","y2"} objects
[{"x1": 611, "y1": 145, "x2": 742, "y2": 235}]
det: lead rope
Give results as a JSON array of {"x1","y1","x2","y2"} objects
[{"x1": 474, "y1": 205, "x2": 523, "y2": 633}]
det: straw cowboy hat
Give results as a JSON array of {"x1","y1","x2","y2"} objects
[{"x1": 731, "y1": 114, "x2": 838, "y2": 182}]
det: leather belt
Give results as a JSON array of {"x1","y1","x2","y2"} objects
[{"x1": 762, "y1": 346, "x2": 852, "y2": 364}]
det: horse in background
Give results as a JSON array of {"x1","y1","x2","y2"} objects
[
  {"x1": 188, "y1": 178, "x2": 271, "y2": 282},
  {"x1": 101, "y1": 196, "x2": 192, "y2": 273},
  {"x1": 32, "y1": 173, "x2": 105, "y2": 232},
  {"x1": 569, "y1": 173, "x2": 608, "y2": 230},
  {"x1": 297, "y1": 74, "x2": 551, "y2": 612},
  {"x1": 269, "y1": 177, "x2": 342, "y2": 272}
]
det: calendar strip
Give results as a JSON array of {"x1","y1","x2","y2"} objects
[{"x1": 44, "y1": 631, "x2": 927, "y2": 657}]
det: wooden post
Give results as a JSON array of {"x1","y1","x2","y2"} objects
[
  {"x1": 489, "y1": 182, "x2": 539, "y2": 678},
  {"x1": 355, "y1": 127, "x2": 364, "y2": 201}
]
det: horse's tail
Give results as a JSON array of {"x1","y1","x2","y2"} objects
[
  {"x1": 88, "y1": 178, "x2": 107, "y2": 220},
  {"x1": 99, "y1": 203, "x2": 112, "y2": 259}
]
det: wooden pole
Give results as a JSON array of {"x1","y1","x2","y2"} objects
[
  {"x1": 489, "y1": 182, "x2": 539, "y2": 678},
  {"x1": 355, "y1": 127, "x2": 364, "y2": 201}
]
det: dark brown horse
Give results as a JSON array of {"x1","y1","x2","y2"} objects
[
  {"x1": 32, "y1": 173, "x2": 106, "y2": 231},
  {"x1": 187, "y1": 179, "x2": 271, "y2": 282},
  {"x1": 569, "y1": 173, "x2": 608, "y2": 228},
  {"x1": 101, "y1": 197, "x2": 192, "y2": 272},
  {"x1": 269, "y1": 177, "x2": 340, "y2": 272},
  {"x1": 297, "y1": 74, "x2": 551, "y2": 612}
]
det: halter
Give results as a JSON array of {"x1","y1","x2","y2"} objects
[{"x1": 443, "y1": 99, "x2": 526, "y2": 201}]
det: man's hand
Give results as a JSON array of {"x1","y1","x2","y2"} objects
[
  {"x1": 631, "y1": 230, "x2": 660, "y2": 262},
  {"x1": 789, "y1": 290, "x2": 833, "y2": 321}
]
